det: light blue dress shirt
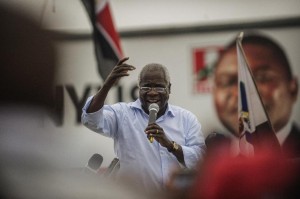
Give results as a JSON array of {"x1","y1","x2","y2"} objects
[{"x1": 82, "y1": 97, "x2": 205, "y2": 191}]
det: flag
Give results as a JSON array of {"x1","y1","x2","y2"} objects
[
  {"x1": 81, "y1": 0, "x2": 123, "y2": 80},
  {"x1": 237, "y1": 32, "x2": 281, "y2": 156}
]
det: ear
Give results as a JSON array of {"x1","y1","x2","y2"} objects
[
  {"x1": 168, "y1": 83, "x2": 172, "y2": 94},
  {"x1": 289, "y1": 77, "x2": 298, "y2": 102}
]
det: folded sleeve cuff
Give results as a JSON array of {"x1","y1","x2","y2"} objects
[
  {"x1": 81, "y1": 96, "x2": 104, "y2": 132},
  {"x1": 181, "y1": 145, "x2": 205, "y2": 168}
]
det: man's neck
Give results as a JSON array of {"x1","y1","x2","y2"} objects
[{"x1": 157, "y1": 104, "x2": 168, "y2": 118}]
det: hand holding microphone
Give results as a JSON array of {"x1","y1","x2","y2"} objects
[{"x1": 145, "y1": 103, "x2": 172, "y2": 148}]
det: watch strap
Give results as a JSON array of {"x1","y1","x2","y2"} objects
[{"x1": 168, "y1": 141, "x2": 179, "y2": 152}]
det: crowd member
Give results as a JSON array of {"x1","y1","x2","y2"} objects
[
  {"x1": 0, "y1": 4, "x2": 157, "y2": 199},
  {"x1": 82, "y1": 59, "x2": 205, "y2": 192},
  {"x1": 0, "y1": 3, "x2": 59, "y2": 198},
  {"x1": 212, "y1": 32, "x2": 300, "y2": 158}
]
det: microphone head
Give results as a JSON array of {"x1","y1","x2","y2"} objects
[
  {"x1": 88, "y1": 153, "x2": 103, "y2": 171},
  {"x1": 148, "y1": 103, "x2": 159, "y2": 112}
]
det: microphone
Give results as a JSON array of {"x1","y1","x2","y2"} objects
[
  {"x1": 148, "y1": 103, "x2": 159, "y2": 143},
  {"x1": 83, "y1": 153, "x2": 103, "y2": 174},
  {"x1": 103, "y1": 157, "x2": 120, "y2": 178}
]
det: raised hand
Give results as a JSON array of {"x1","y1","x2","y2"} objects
[
  {"x1": 103, "y1": 57, "x2": 136, "y2": 87},
  {"x1": 87, "y1": 57, "x2": 135, "y2": 113}
]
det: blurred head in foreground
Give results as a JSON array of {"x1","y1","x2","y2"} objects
[
  {"x1": 0, "y1": 5, "x2": 56, "y2": 108},
  {"x1": 0, "y1": 4, "x2": 156, "y2": 199},
  {"x1": 0, "y1": 3, "x2": 57, "y2": 198}
]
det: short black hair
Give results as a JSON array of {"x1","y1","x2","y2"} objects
[
  {"x1": 215, "y1": 32, "x2": 293, "y2": 80},
  {"x1": 0, "y1": 5, "x2": 56, "y2": 108}
]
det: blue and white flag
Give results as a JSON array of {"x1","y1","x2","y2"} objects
[{"x1": 237, "y1": 32, "x2": 281, "y2": 156}]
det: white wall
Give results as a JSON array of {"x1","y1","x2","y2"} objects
[{"x1": 2, "y1": 0, "x2": 300, "y2": 31}]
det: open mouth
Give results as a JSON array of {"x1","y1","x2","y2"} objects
[{"x1": 147, "y1": 99, "x2": 159, "y2": 103}]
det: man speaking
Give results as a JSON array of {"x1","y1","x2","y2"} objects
[{"x1": 81, "y1": 57, "x2": 205, "y2": 192}]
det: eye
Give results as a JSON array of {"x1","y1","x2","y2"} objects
[
  {"x1": 154, "y1": 87, "x2": 167, "y2": 93},
  {"x1": 254, "y1": 73, "x2": 277, "y2": 84},
  {"x1": 139, "y1": 86, "x2": 167, "y2": 93},
  {"x1": 216, "y1": 76, "x2": 237, "y2": 89},
  {"x1": 140, "y1": 87, "x2": 151, "y2": 92}
]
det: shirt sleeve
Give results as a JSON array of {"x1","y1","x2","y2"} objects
[
  {"x1": 81, "y1": 96, "x2": 119, "y2": 138},
  {"x1": 181, "y1": 113, "x2": 206, "y2": 168}
]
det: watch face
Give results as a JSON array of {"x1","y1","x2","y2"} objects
[{"x1": 168, "y1": 141, "x2": 179, "y2": 152}]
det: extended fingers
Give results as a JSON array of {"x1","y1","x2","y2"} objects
[
  {"x1": 117, "y1": 57, "x2": 129, "y2": 65},
  {"x1": 110, "y1": 60, "x2": 135, "y2": 79},
  {"x1": 114, "y1": 59, "x2": 135, "y2": 72},
  {"x1": 115, "y1": 57, "x2": 135, "y2": 70},
  {"x1": 114, "y1": 63, "x2": 135, "y2": 72},
  {"x1": 111, "y1": 67, "x2": 134, "y2": 80}
]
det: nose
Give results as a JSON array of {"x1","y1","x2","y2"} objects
[
  {"x1": 147, "y1": 88, "x2": 159, "y2": 95},
  {"x1": 226, "y1": 86, "x2": 238, "y2": 108},
  {"x1": 232, "y1": 86, "x2": 238, "y2": 97}
]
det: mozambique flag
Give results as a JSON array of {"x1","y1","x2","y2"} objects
[
  {"x1": 81, "y1": 0, "x2": 123, "y2": 80},
  {"x1": 237, "y1": 32, "x2": 281, "y2": 156}
]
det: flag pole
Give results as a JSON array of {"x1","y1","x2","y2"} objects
[{"x1": 236, "y1": 32, "x2": 275, "y2": 133}]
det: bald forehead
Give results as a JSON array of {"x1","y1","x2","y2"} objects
[
  {"x1": 141, "y1": 63, "x2": 165, "y2": 75},
  {"x1": 139, "y1": 63, "x2": 170, "y2": 84}
]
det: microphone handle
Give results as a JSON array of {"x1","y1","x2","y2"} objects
[
  {"x1": 148, "y1": 110, "x2": 157, "y2": 143},
  {"x1": 148, "y1": 110, "x2": 157, "y2": 124}
]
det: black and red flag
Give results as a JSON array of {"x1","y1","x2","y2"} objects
[{"x1": 81, "y1": 0, "x2": 123, "y2": 80}]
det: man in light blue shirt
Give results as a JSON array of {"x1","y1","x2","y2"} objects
[{"x1": 82, "y1": 57, "x2": 205, "y2": 192}]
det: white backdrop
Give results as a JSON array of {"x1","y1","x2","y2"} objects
[{"x1": 2, "y1": 0, "x2": 300, "y2": 167}]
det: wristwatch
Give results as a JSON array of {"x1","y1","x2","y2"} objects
[{"x1": 168, "y1": 141, "x2": 179, "y2": 152}]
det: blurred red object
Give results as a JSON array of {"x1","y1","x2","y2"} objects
[{"x1": 188, "y1": 150, "x2": 299, "y2": 199}]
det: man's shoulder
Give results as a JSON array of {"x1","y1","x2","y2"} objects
[
  {"x1": 109, "y1": 100, "x2": 142, "y2": 111},
  {"x1": 283, "y1": 123, "x2": 300, "y2": 158},
  {"x1": 289, "y1": 124, "x2": 300, "y2": 138},
  {"x1": 168, "y1": 104, "x2": 197, "y2": 117},
  {"x1": 109, "y1": 101, "x2": 135, "y2": 108}
]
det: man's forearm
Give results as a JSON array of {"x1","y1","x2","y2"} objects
[
  {"x1": 172, "y1": 146, "x2": 185, "y2": 167},
  {"x1": 166, "y1": 141, "x2": 185, "y2": 166},
  {"x1": 86, "y1": 84, "x2": 111, "y2": 113}
]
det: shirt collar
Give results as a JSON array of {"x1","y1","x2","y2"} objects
[
  {"x1": 130, "y1": 98, "x2": 143, "y2": 111},
  {"x1": 276, "y1": 120, "x2": 292, "y2": 146},
  {"x1": 130, "y1": 99, "x2": 175, "y2": 117}
]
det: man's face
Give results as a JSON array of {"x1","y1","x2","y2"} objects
[
  {"x1": 213, "y1": 44, "x2": 298, "y2": 136},
  {"x1": 139, "y1": 68, "x2": 170, "y2": 116}
]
